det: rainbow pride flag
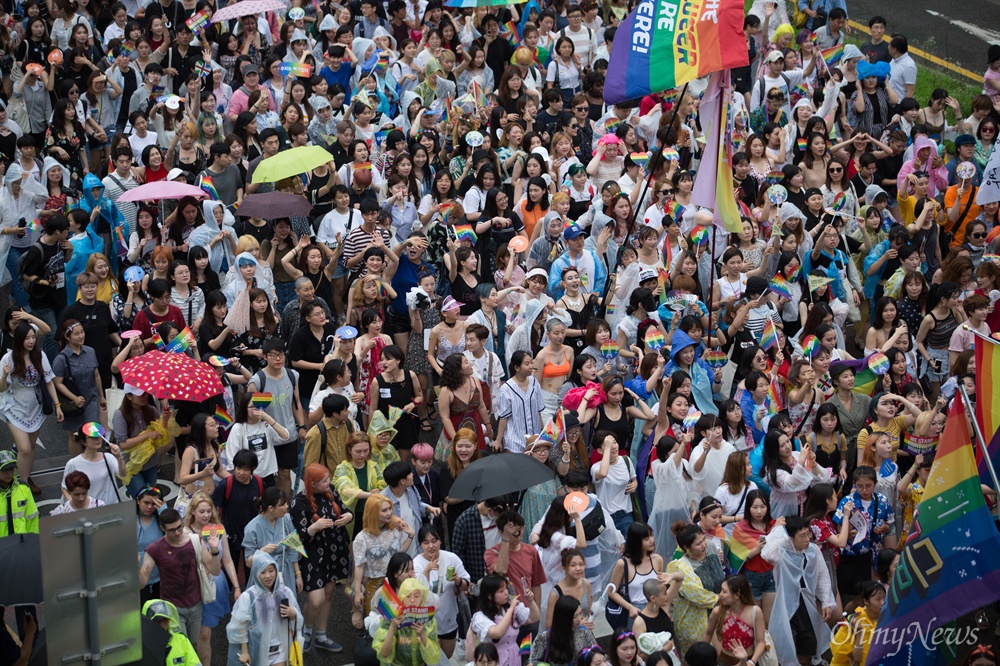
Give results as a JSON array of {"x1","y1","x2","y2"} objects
[
  {"x1": 469, "y1": 79, "x2": 488, "y2": 108},
  {"x1": 375, "y1": 51, "x2": 390, "y2": 74},
  {"x1": 657, "y1": 267, "x2": 669, "y2": 305},
  {"x1": 440, "y1": 97, "x2": 451, "y2": 124},
  {"x1": 727, "y1": 522, "x2": 758, "y2": 572},
  {"x1": 454, "y1": 224, "x2": 478, "y2": 244},
  {"x1": 796, "y1": 137, "x2": 807, "y2": 152},
  {"x1": 151, "y1": 330, "x2": 165, "y2": 350},
  {"x1": 765, "y1": 171, "x2": 784, "y2": 185},
  {"x1": 500, "y1": 19, "x2": 520, "y2": 46},
  {"x1": 185, "y1": 8, "x2": 210, "y2": 32},
  {"x1": 251, "y1": 392, "x2": 273, "y2": 407},
  {"x1": 820, "y1": 44, "x2": 844, "y2": 68},
  {"x1": 213, "y1": 407, "x2": 233, "y2": 427},
  {"x1": 973, "y1": 330, "x2": 1000, "y2": 483},
  {"x1": 604, "y1": 0, "x2": 748, "y2": 104},
  {"x1": 759, "y1": 318, "x2": 778, "y2": 351},
  {"x1": 376, "y1": 578, "x2": 403, "y2": 620},
  {"x1": 767, "y1": 274, "x2": 793, "y2": 301},
  {"x1": 536, "y1": 408, "x2": 564, "y2": 448},
  {"x1": 602, "y1": 117, "x2": 621, "y2": 134},
  {"x1": 866, "y1": 398, "x2": 1000, "y2": 665},
  {"x1": 199, "y1": 175, "x2": 220, "y2": 200},
  {"x1": 518, "y1": 635, "x2": 531, "y2": 656}
]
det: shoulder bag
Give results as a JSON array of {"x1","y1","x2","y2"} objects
[
  {"x1": 187, "y1": 533, "x2": 218, "y2": 604},
  {"x1": 603, "y1": 556, "x2": 632, "y2": 631}
]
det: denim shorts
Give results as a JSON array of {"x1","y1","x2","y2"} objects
[
  {"x1": 331, "y1": 256, "x2": 348, "y2": 280},
  {"x1": 744, "y1": 568, "x2": 776, "y2": 597}
]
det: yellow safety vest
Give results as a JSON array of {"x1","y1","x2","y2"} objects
[{"x1": 0, "y1": 483, "x2": 39, "y2": 537}]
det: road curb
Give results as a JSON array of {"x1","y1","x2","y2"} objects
[{"x1": 847, "y1": 20, "x2": 982, "y2": 84}]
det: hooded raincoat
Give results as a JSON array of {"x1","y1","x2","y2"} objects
[
  {"x1": 226, "y1": 552, "x2": 303, "y2": 666},
  {"x1": 143, "y1": 599, "x2": 200, "y2": 666},
  {"x1": 65, "y1": 209, "x2": 105, "y2": 305},
  {"x1": 189, "y1": 200, "x2": 238, "y2": 273},
  {"x1": 371, "y1": 578, "x2": 442, "y2": 666},
  {"x1": 74, "y1": 172, "x2": 128, "y2": 275},
  {"x1": 664, "y1": 330, "x2": 719, "y2": 415},
  {"x1": 0, "y1": 163, "x2": 48, "y2": 287}
]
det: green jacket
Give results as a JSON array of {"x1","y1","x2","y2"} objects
[{"x1": 0, "y1": 481, "x2": 38, "y2": 537}]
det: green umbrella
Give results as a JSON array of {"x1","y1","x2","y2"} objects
[{"x1": 250, "y1": 145, "x2": 335, "y2": 184}]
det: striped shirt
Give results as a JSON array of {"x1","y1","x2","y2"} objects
[{"x1": 495, "y1": 376, "x2": 545, "y2": 453}]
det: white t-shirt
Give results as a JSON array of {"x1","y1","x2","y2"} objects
[
  {"x1": 537, "y1": 531, "x2": 578, "y2": 583},
  {"x1": 63, "y1": 454, "x2": 121, "y2": 506},
  {"x1": 590, "y1": 457, "x2": 633, "y2": 514},
  {"x1": 413, "y1": 550, "x2": 470, "y2": 633},
  {"x1": 223, "y1": 421, "x2": 285, "y2": 478},
  {"x1": 315, "y1": 207, "x2": 357, "y2": 245},
  {"x1": 750, "y1": 70, "x2": 805, "y2": 119},
  {"x1": 714, "y1": 482, "x2": 759, "y2": 536},
  {"x1": 547, "y1": 59, "x2": 581, "y2": 91}
]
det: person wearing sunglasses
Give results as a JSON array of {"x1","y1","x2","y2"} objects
[
  {"x1": 943, "y1": 170, "x2": 982, "y2": 250},
  {"x1": 962, "y1": 220, "x2": 989, "y2": 269}
]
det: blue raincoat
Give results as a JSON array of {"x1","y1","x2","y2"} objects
[{"x1": 73, "y1": 173, "x2": 128, "y2": 275}]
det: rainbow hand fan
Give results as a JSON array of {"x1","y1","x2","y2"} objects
[
  {"x1": 703, "y1": 349, "x2": 729, "y2": 368},
  {"x1": 602, "y1": 117, "x2": 621, "y2": 133},
  {"x1": 600, "y1": 341, "x2": 619, "y2": 359},
  {"x1": 644, "y1": 328, "x2": 665, "y2": 351},
  {"x1": 251, "y1": 392, "x2": 273, "y2": 407},
  {"x1": 801, "y1": 334, "x2": 819, "y2": 357},
  {"x1": 662, "y1": 146, "x2": 679, "y2": 162},
  {"x1": 629, "y1": 152, "x2": 651, "y2": 168},
  {"x1": 868, "y1": 352, "x2": 890, "y2": 375},
  {"x1": 82, "y1": 422, "x2": 106, "y2": 439}
]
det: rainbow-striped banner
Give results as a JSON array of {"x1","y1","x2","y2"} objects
[
  {"x1": 165, "y1": 326, "x2": 195, "y2": 354},
  {"x1": 279, "y1": 61, "x2": 312, "y2": 78},
  {"x1": 604, "y1": 0, "x2": 748, "y2": 104},
  {"x1": 973, "y1": 330, "x2": 1000, "y2": 483},
  {"x1": 185, "y1": 9, "x2": 210, "y2": 33},
  {"x1": 866, "y1": 398, "x2": 1000, "y2": 665},
  {"x1": 727, "y1": 522, "x2": 758, "y2": 572}
]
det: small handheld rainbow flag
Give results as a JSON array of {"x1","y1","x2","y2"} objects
[
  {"x1": 727, "y1": 522, "x2": 758, "y2": 572},
  {"x1": 439, "y1": 202, "x2": 454, "y2": 225},
  {"x1": 279, "y1": 530, "x2": 308, "y2": 557},
  {"x1": 185, "y1": 8, "x2": 210, "y2": 32},
  {"x1": 251, "y1": 392, "x2": 274, "y2": 407},
  {"x1": 510, "y1": 299, "x2": 521, "y2": 322},
  {"x1": 469, "y1": 79, "x2": 488, "y2": 108},
  {"x1": 759, "y1": 318, "x2": 778, "y2": 351},
  {"x1": 376, "y1": 578, "x2": 404, "y2": 620},
  {"x1": 786, "y1": 263, "x2": 802, "y2": 282},
  {"x1": 199, "y1": 175, "x2": 220, "y2": 200},
  {"x1": 213, "y1": 407, "x2": 233, "y2": 427},
  {"x1": 657, "y1": 267, "x2": 669, "y2": 305},
  {"x1": 440, "y1": 97, "x2": 452, "y2": 124},
  {"x1": 536, "y1": 408, "x2": 565, "y2": 448},
  {"x1": 151, "y1": 330, "x2": 165, "y2": 350},
  {"x1": 768, "y1": 274, "x2": 793, "y2": 301},
  {"x1": 791, "y1": 82, "x2": 810, "y2": 100},
  {"x1": 279, "y1": 61, "x2": 313, "y2": 78},
  {"x1": 820, "y1": 44, "x2": 845, "y2": 68},
  {"x1": 765, "y1": 171, "x2": 784, "y2": 186},
  {"x1": 796, "y1": 137, "x2": 807, "y2": 152},
  {"x1": 500, "y1": 19, "x2": 520, "y2": 45},
  {"x1": 165, "y1": 326, "x2": 195, "y2": 354},
  {"x1": 26, "y1": 218, "x2": 39, "y2": 233},
  {"x1": 518, "y1": 635, "x2": 532, "y2": 656},
  {"x1": 375, "y1": 51, "x2": 390, "y2": 74},
  {"x1": 454, "y1": 224, "x2": 478, "y2": 244}
]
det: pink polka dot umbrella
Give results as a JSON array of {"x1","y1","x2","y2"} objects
[{"x1": 120, "y1": 351, "x2": 223, "y2": 401}]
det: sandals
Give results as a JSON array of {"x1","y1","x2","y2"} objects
[{"x1": 421, "y1": 418, "x2": 433, "y2": 432}]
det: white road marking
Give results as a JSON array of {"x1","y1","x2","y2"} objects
[{"x1": 926, "y1": 9, "x2": 1000, "y2": 44}]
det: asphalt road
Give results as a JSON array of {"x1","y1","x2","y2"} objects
[{"x1": 848, "y1": 0, "x2": 1000, "y2": 78}]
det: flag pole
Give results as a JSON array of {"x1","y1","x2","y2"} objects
[{"x1": 958, "y1": 384, "x2": 1000, "y2": 510}]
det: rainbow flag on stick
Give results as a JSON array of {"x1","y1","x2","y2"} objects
[
  {"x1": 279, "y1": 530, "x2": 308, "y2": 557},
  {"x1": 454, "y1": 224, "x2": 478, "y2": 244},
  {"x1": 690, "y1": 69, "x2": 743, "y2": 234},
  {"x1": 820, "y1": 44, "x2": 845, "y2": 68},
  {"x1": 727, "y1": 522, "x2": 758, "y2": 572},
  {"x1": 376, "y1": 578, "x2": 403, "y2": 620},
  {"x1": 518, "y1": 635, "x2": 531, "y2": 656},
  {"x1": 213, "y1": 407, "x2": 233, "y2": 427},
  {"x1": 759, "y1": 318, "x2": 778, "y2": 351},
  {"x1": 865, "y1": 397, "x2": 1000, "y2": 666},
  {"x1": 500, "y1": 19, "x2": 520, "y2": 45},
  {"x1": 469, "y1": 79, "x2": 488, "y2": 108},
  {"x1": 536, "y1": 408, "x2": 564, "y2": 448},
  {"x1": 767, "y1": 274, "x2": 793, "y2": 301},
  {"x1": 973, "y1": 330, "x2": 1000, "y2": 484},
  {"x1": 151, "y1": 330, "x2": 165, "y2": 350}
]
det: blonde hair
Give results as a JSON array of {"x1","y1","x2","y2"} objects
[
  {"x1": 447, "y1": 428, "x2": 480, "y2": 479},
  {"x1": 362, "y1": 494, "x2": 402, "y2": 535},
  {"x1": 183, "y1": 491, "x2": 221, "y2": 530},
  {"x1": 236, "y1": 235, "x2": 260, "y2": 254},
  {"x1": 550, "y1": 191, "x2": 569, "y2": 207},
  {"x1": 861, "y1": 431, "x2": 892, "y2": 468},
  {"x1": 85, "y1": 253, "x2": 119, "y2": 294},
  {"x1": 350, "y1": 274, "x2": 383, "y2": 310},
  {"x1": 438, "y1": 49, "x2": 456, "y2": 65}
]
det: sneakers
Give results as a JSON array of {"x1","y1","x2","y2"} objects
[
  {"x1": 313, "y1": 636, "x2": 343, "y2": 653},
  {"x1": 302, "y1": 632, "x2": 313, "y2": 653}
]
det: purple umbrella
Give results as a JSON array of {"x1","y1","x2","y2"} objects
[{"x1": 237, "y1": 191, "x2": 314, "y2": 218}]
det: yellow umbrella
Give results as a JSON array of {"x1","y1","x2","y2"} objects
[{"x1": 250, "y1": 145, "x2": 335, "y2": 184}]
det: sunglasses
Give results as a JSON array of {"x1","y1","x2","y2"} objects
[
  {"x1": 971, "y1": 232, "x2": 987, "y2": 239},
  {"x1": 659, "y1": 189, "x2": 674, "y2": 196},
  {"x1": 983, "y1": 127, "x2": 997, "y2": 133},
  {"x1": 828, "y1": 167, "x2": 843, "y2": 173}
]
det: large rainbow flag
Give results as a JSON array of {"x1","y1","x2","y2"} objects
[
  {"x1": 865, "y1": 398, "x2": 1000, "y2": 665},
  {"x1": 973, "y1": 330, "x2": 1000, "y2": 484},
  {"x1": 603, "y1": 0, "x2": 747, "y2": 105}
]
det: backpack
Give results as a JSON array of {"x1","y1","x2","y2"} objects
[
  {"x1": 755, "y1": 73, "x2": 791, "y2": 110},
  {"x1": 580, "y1": 496, "x2": 607, "y2": 541},
  {"x1": 220, "y1": 474, "x2": 264, "y2": 520},
  {"x1": 17, "y1": 239, "x2": 46, "y2": 295},
  {"x1": 317, "y1": 417, "x2": 354, "y2": 469}
]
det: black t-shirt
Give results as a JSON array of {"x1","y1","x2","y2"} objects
[
  {"x1": 61, "y1": 300, "x2": 119, "y2": 378},
  {"x1": 861, "y1": 40, "x2": 891, "y2": 64},
  {"x1": 116, "y1": 66, "x2": 139, "y2": 129},
  {"x1": 288, "y1": 322, "x2": 337, "y2": 400},
  {"x1": 211, "y1": 476, "x2": 263, "y2": 541},
  {"x1": 21, "y1": 239, "x2": 66, "y2": 313}
]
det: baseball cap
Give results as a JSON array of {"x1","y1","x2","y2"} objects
[
  {"x1": 0, "y1": 450, "x2": 16, "y2": 470},
  {"x1": 241, "y1": 63, "x2": 259, "y2": 76},
  {"x1": 563, "y1": 224, "x2": 584, "y2": 240},
  {"x1": 955, "y1": 134, "x2": 976, "y2": 148},
  {"x1": 167, "y1": 168, "x2": 186, "y2": 181},
  {"x1": 123, "y1": 384, "x2": 145, "y2": 396},
  {"x1": 764, "y1": 50, "x2": 784, "y2": 63},
  {"x1": 638, "y1": 268, "x2": 658, "y2": 283}
]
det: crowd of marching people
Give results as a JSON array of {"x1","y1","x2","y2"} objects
[{"x1": 3, "y1": 0, "x2": 1000, "y2": 663}]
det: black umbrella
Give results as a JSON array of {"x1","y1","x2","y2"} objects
[
  {"x1": 446, "y1": 453, "x2": 557, "y2": 501},
  {"x1": 0, "y1": 534, "x2": 42, "y2": 606},
  {"x1": 237, "y1": 191, "x2": 314, "y2": 218}
]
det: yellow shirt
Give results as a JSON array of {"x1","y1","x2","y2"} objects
[{"x1": 830, "y1": 606, "x2": 877, "y2": 666}]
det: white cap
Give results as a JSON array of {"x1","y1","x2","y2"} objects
[
  {"x1": 167, "y1": 168, "x2": 186, "y2": 181},
  {"x1": 525, "y1": 267, "x2": 548, "y2": 282},
  {"x1": 123, "y1": 384, "x2": 145, "y2": 396}
]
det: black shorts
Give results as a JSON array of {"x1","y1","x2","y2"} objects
[
  {"x1": 836, "y1": 553, "x2": 872, "y2": 599},
  {"x1": 385, "y1": 307, "x2": 411, "y2": 335},
  {"x1": 789, "y1": 593, "x2": 818, "y2": 657},
  {"x1": 438, "y1": 628, "x2": 458, "y2": 640},
  {"x1": 274, "y1": 440, "x2": 301, "y2": 470}
]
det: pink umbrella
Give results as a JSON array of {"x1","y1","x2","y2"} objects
[
  {"x1": 212, "y1": 0, "x2": 285, "y2": 22},
  {"x1": 117, "y1": 181, "x2": 209, "y2": 203}
]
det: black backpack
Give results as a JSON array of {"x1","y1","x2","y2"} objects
[{"x1": 17, "y1": 239, "x2": 46, "y2": 295}]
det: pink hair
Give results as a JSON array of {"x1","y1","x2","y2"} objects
[{"x1": 411, "y1": 443, "x2": 434, "y2": 461}]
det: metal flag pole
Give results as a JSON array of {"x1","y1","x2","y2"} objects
[{"x1": 958, "y1": 384, "x2": 1000, "y2": 517}]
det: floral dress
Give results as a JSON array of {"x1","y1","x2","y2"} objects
[
  {"x1": 353, "y1": 527, "x2": 409, "y2": 613},
  {"x1": 288, "y1": 490, "x2": 351, "y2": 591},
  {"x1": 45, "y1": 128, "x2": 85, "y2": 191},
  {"x1": 42, "y1": 192, "x2": 68, "y2": 226},
  {"x1": 406, "y1": 303, "x2": 439, "y2": 376},
  {"x1": 358, "y1": 336, "x2": 388, "y2": 416},
  {"x1": 0, "y1": 352, "x2": 54, "y2": 433}
]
